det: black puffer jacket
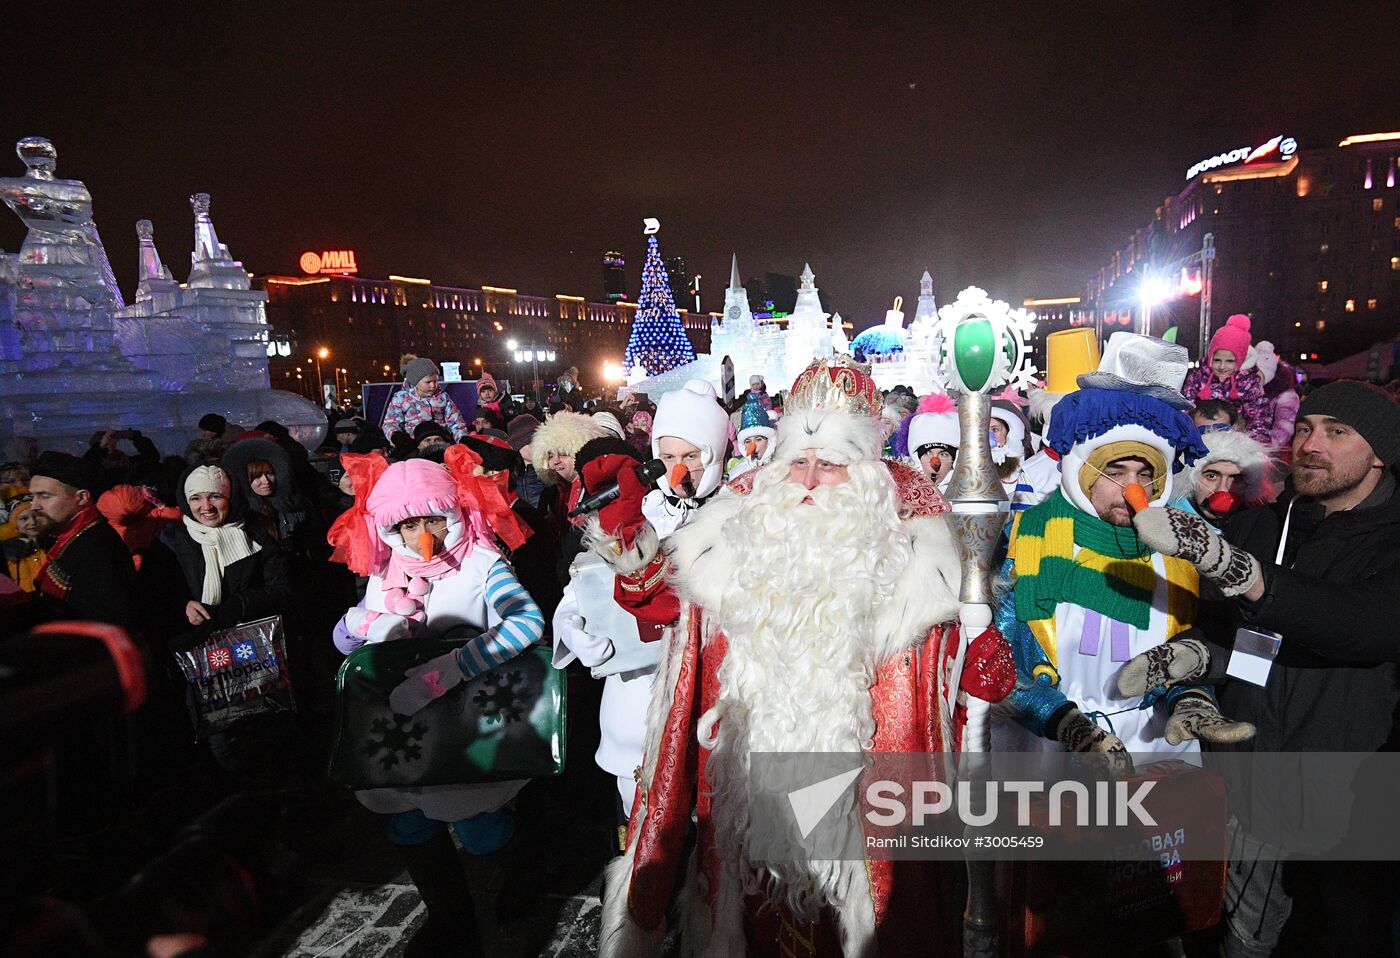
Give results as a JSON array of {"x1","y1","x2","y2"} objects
[{"x1": 1206, "y1": 475, "x2": 1400, "y2": 752}]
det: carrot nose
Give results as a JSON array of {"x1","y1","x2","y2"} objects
[
  {"x1": 744, "y1": 439, "x2": 757, "y2": 457},
  {"x1": 669, "y1": 463, "x2": 691, "y2": 490},
  {"x1": 1124, "y1": 483, "x2": 1150, "y2": 513},
  {"x1": 417, "y1": 530, "x2": 436, "y2": 561}
]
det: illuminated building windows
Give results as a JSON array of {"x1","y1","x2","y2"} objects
[
  {"x1": 1317, "y1": 320, "x2": 1326, "y2": 330},
  {"x1": 1369, "y1": 298, "x2": 1379, "y2": 310},
  {"x1": 1321, "y1": 243, "x2": 1330, "y2": 254},
  {"x1": 1319, "y1": 280, "x2": 1330, "y2": 293},
  {"x1": 1345, "y1": 298, "x2": 1356, "y2": 312},
  {"x1": 1375, "y1": 198, "x2": 1386, "y2": 212},
  {"x1": 1392, "y1": 257, "x2": 1400, "y2": 270}
]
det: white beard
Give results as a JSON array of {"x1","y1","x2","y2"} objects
[{"x1": 697, "y1": 460, "x2": 912, "y2": 922}]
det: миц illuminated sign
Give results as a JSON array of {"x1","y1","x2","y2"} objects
[
  {"x1": 300, "y1": 250, "x2": 359, "y2": 275},
  {"x1": 1186, "y1": 135, "x2": 1297, "y2": 180}
]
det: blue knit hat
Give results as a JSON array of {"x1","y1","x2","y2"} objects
[{"x1": 1047, "y1": 388, "x2": 1206, "y2": 465}]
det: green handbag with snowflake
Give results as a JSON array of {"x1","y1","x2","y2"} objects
[{"x1": 328, "y1": 638, "x2": 566, "y2": 789}]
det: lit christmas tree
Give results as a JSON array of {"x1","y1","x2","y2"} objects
[{"x1": 625, "y1": 235, "x2": 696, "y2": 376}]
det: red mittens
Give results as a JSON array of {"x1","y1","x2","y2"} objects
[
  {"x1": 959, "y1": 625, "x2": 1016, "y2": 702},
  {"x1": 583, "y1": 454, "x2": 649, "y2": 548}
]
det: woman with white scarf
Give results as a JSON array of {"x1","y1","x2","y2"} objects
[
  {"x1": 170, "y1": 464, "x2": 292, "y2": 631},
  {"x1": 168, "y1": 464, "x2": 299, "y2": 781}
]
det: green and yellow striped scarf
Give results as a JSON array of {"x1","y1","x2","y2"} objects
[{"x1": 1010, "y1": 489, "x2": 1160, "y2": 630}]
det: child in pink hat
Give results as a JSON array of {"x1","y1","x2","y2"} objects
[
  {"x1": 1181, "y1": 314, "x2": 1271, "y2": 444},
  {"x1": 327, "y1": 445, "x2": 542, "y2": 954}
]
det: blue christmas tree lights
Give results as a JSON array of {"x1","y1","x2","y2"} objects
[{"x1": 625, "y1": 235, "x2": 696, "y2": 376}]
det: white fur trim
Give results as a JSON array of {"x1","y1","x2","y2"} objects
[
  {"x1": 583, "y1": 514, "x2": 662, "y2": 575},
  {"x1": 873, "y1": 513, "x2": 961, "y2": 662},
  {"x1": 1059, "y1": 423, "x2": 1177, "y2": 514},
  {"x1": 1180, "y1": 429, "x2": 1276, "y2": 503},
  {"x1": 772, "y1": 406, "x2": 881, "y2": 465},
  {"x1": 665, "y1": 490, "x2": 745, "y2": 616},
  {"x1": 598, "y1": 838, "x2": 664, "y2": 957},
  {"x1": 530, "y1": 411, "x2": 606, "y2": 484}
]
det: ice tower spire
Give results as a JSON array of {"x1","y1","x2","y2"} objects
[
  {"x1": 186, "y1": 193, "x2": 252, "y2": 290},
  {"x1": 134, "y1": 219, "x2": 178, "y2": 301}
]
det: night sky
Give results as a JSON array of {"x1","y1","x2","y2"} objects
[{"x1": 4, "y1": 1, "x2": 1397, "y2": 330}]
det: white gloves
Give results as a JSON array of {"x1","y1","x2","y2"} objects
[
  {"x1": 344, "y1": 608, "x2": 415, "y2": 644},
  {"x1": 559, "y1": 614, "x2": 615, "y2": 668}
]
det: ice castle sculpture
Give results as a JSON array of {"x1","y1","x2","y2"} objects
[
  {"x1": 625, "y1": 256, "x2": 845, "y2": 399},
  {"x1": 0, "y1": 137, "x2": 325, "y2": 454},
  {"x1": 624, "y1": 259, "x2": 963, "y2": 398}
]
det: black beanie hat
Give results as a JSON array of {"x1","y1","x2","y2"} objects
[
  {"x1": 198, "y1": 413, "x2": 227, "y2": 433},
  {"x1": 1298, "y1": 380, "x2": 1400, "y2": 466},
  {"x1": 32, "y1": 451, "x2": 102, "y2": 495}
]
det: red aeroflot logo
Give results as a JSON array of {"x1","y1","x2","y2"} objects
[{"x1": 300, "y1": 250, "x2": 358, "y2": 275}]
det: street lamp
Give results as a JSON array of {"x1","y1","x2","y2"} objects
[
  {"x1": 314, "y1": 347, "x2": 330, "y2": 402},
  {"x1": 1137, "y1": 276, "x2": 1172, "y2": 336},
  {"x1": 511, "y1": 343, "x2": 557, "y2": 403}
]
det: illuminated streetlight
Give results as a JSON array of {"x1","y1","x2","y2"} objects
[
  {"x1": 1138, "y1": 275, "x2": 1173, "y2": 334},
  {"x1": 506, "y1": 338, "x2": 518, "y2": 350}
]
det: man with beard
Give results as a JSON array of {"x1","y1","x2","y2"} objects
[
  {"x1": 588, "y1": 359, "x2": 1012, "y2": 957},
  {"x1": 1120, "y1": 380, "x2": 1400, "y2": 956},
  {"x1": 21, "y1": 452, "x2": 136, "y2": 630},
  {"x1": 998, "y1": 380, "x2": 1253, "y2": 759}
]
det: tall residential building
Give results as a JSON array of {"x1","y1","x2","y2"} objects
[
  {"x1": 664, "y1": 255, "x2": 688, "y2": 303},
  {"x1": 1084, "y1": 130, "x2": 1400, "y2": 363},
  {"x1": 603, "y1": 250, "x2": 627, "y2": 302}
]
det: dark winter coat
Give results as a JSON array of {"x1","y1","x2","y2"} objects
[
  {"x1": 1203, "y1": 473, "x2": 1400, "y2": 752},
  {"x1": 221, "y1": 437, "x2": 322, "y2": 558},
  {"x1": 34, "y1": 517, "x2": 137, "y2": 631},
  {"x1": 169, "y1": 521, "x2": 293, "y2": 633}
]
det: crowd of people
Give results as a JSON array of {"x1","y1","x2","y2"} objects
[{"x1": 5, "y1": 315, "x2": 1400, "y2": 956}]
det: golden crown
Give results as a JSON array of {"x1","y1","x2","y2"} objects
[{"x1": 786, "y1": 358, "x2": 881, "y2": 419}]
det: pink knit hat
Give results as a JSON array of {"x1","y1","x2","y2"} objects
[
  {"x1": 1209, "y1": 315, "x2": 1252, "y2": 365},
  {"x1": 477, "y1": 370, "x2": 498, "y2": 392}
]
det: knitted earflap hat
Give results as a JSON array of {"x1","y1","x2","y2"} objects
[{"x1": 1208, "y1": 315, "x2": 1252, "y2": 366}]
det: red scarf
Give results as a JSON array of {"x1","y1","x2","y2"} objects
[{"x1": 35, "y1": 506, "x2": 103, "y2": 603}]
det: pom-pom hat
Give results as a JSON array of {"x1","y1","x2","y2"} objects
[{"x1": 1208, "y1": 315, "x2": 1253, "y2": 365}]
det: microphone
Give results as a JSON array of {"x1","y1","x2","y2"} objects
[{"x1": 568, "y1": 458, "x2": 666, "y2": 517}]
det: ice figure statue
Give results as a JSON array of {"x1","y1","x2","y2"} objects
[{"x1": 0, "y1": 137, "x2": 325, "y2": 454}]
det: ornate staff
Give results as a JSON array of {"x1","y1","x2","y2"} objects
[{"x1": 930, "y1": 287, "x2": 1037, "y2": 957}]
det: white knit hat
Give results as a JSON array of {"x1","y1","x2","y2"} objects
[
  {"x1": 651, "y1": 380, "x2": 730, "y2": 498},
  {"x1": 184, "y1": 465, "x2": 231, "y2": 500}
]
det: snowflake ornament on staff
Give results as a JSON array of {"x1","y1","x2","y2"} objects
[
  {"x1": 931, "y1": 286, "x2": 1039, "y2": 396},
  {"x1": 933, "y1": 286, "x2": 1038, "y2": 958}
]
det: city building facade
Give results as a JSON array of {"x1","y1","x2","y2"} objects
[
  {"x1": 1082, "y1": 131, "x2": 1400, "y2": 363},
  {"x1": 255, "y1": 272, "x2": 712, "y2": 402}
]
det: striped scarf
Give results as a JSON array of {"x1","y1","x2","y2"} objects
[{"x1": 1010, "y1": 489, "x2": 1159, "y2": 630}]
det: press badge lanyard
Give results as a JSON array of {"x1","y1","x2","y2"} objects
[{"x1": 1225, "y1": 499, "x2": 1295, "y2": 687}]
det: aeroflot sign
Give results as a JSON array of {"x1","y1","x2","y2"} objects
[{"x1": 1186, "y1": 135, "x2": 1298, "y2": 180}]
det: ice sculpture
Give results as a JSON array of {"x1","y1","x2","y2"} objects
[{"x1": 0, "y1": 138, "x2": 325, "y2": 455}]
